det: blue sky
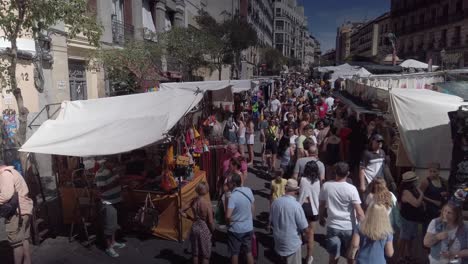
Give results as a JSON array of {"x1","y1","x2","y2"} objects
[{"x1": 302, "y1": 0, "x2": 390, "y2": 52}]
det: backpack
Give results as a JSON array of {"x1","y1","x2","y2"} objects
[
  {"x1": 0, "y1": 170, "x2": 21, "y2": 222},
  {"x1": 0, "y1": 192, "x2": 20, "y2": 220}
]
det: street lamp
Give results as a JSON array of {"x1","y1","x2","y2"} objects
[{"x1": 387, "y1": 33, "x2": 397, "y2": 66}]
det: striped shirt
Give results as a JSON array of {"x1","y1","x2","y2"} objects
[{"x1": 95, "y1": 167, "x2": 122, "y2": 204}]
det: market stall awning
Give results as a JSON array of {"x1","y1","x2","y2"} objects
[
  {"x1": 159, "y1": 80, "x2": 253, "y2": 93},
  {"x1": 400, "y1": 59, "x2": 439, "y2": 69},
  {"x1": 389, "y1": 88, "x2": 464, "y2": 169},
  {"x1": 20, "y1": 82, "x2": 234, "y2": 156}
]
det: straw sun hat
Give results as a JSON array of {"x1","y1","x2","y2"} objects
[{"x1": 401, "y1": 171, "x2": 418, "y2": 183}]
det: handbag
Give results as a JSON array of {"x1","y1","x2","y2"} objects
[
  {"x1": 214, "y1": 200, "x2": 226, "y2": 225},
  {"x1": 251, "y1": 232, "x2": 258, "y2": 258},
  {"x1": 135, "y1": 193, "x2": 159, "y2": 230}
]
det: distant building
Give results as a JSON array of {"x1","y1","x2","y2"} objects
[
  {"x1": 205, "y1": 0, "x2": 273, "y2": 79},
  {"x1": 350, "y1": 13, "x2": 390, "y2": 60},
  {"x1": 390, "y1": 0, "x2": 468, "y2": 67},
  {"x1": 322, "y1": 49, "x2": 336, "y2": 65},
  {"x1": 303, "y1": 34, "x2": 321, "y2": 69},
  {"x1": 273, "y1": 0, "x2": 308, "y2": 65},
  {"x1": 335, "y1": 21, "x2": 364, "y2": 64}
]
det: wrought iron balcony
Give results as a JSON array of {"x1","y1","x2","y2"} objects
[{"x1": 112, "y1": 17, "x2": 135, "y2": 45}]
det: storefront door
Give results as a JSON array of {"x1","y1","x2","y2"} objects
[{"x1": 68, "y1": 60, "x2": 87, "y2": 101}]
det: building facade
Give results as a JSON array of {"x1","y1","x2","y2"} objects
[
  {"x1": 303, "y1": 34, "x2": 321, "y2": 69},
  {"x1": 391, "y1": 0, "x2": 468, "y2": 67},
  {"x1": 204, "y1": 0, "x2": 274, "y2": 79},
  {"x1": 335, "y1": 22, "x2": 364, "y2": 64},
  {"x1": 272, "y1": 0, "x2": 308, "y2": 64},
  {"x1": 350, "y1": 13, "x2": 390, "y2": 60},
  {"x1": 322, "y1": 49, "x2": 336, "y2": 65}
]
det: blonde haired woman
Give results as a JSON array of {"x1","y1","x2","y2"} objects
[
  {"x1": 350, "y1": 203, "x2": 394, "y2": 264},
  {"x1": 365, "y1": 178, "x2": 397, "y2": 214}
]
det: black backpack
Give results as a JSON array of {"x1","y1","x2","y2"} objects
[{"x1": 0, "y1": 191, "x2": 20, "y2": 220}]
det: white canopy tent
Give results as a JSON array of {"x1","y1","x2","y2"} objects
[
  {"x1": 389, "y1": 88, "x2": 463, "y2": 169},
  {"x1": 317, "y1": 64, "x2": 371, "y2": 86},
  {"x1": 400, "y1": 59, "x2": 439, "y2": 70},
  {"x1": 159, "y1": 80, "x2": 253, "y2": 93},
  {"x1": 20, "y1": 81, "x2": 235, "y2": 156}
]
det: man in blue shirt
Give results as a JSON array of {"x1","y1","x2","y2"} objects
[
  {"x1": 226, "y1": 173, "x2": 255, "y2": 264},
  {"x1": 270, "y1": 178, "x2": 309, "y2": 264}
]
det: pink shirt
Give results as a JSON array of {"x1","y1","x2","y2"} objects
[
  {"x1": 222, "y1": 153, "x2": 248, "y2": 176},
  {"x1": 0, "y1": 166, "x2": 33, "y2": 215}
]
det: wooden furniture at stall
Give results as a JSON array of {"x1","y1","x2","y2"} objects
[{"x1": 59, "y1": 171, "x2": 209, "y2": 242}]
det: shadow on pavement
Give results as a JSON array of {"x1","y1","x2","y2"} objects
[
  {"x1": 252, "y1": 189, "x2": 270, "y2": 200},
  {"x1": 0, "y1": 241, "x2": 13, "y2": 264},
  {"x1": 255, "y1": 232, "x2": 279, "y2": 263},
  {"x1": 154, "y1": 249, "x2": 189, "y2": 264}
]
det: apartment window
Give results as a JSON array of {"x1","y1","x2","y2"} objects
[
  {"x1": 431, "y1": 9, "x2": 436, "y2": 20},
  {"x1": 275, "y1": 33, "x2": 284, "y2": 44},
  {"x1": 453, "y1": 26, "x2": 461, "y2": 45},
  {"x1": 456, "y1": 0, "x2": 463, "y2": 12},
  {"x1": 276, "y1": 44, "x2": 283, "y2": 53},
  {"x1": 112, "y1": 0, "x2": 124, "y2": 21},
  {"x1": 443, "y1": 4, "x2": 449, "y2": 17},
  {"x1": 441, "y1": 29, "x2": 448, "y2": 48},
  {"x1": 419, "y1": 14, "x2": 424, "y2": 25},
  {"x1": 275, "y1": 8, "x2": 281, "y2": 17},
  {"x1": 275, "y1": 20, "x2": 284, "y2": 30}
]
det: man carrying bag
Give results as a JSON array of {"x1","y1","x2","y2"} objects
[{"x1": 0, "y1": 161, "x2": 34, "y2": 264}]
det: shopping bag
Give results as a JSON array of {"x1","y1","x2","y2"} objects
[
  {"x1": 251, "y1": 232, "x2": 258, "y2": 258},
  {"x1": 135, "y1": 193, "x2": 159, "y2": 230}
]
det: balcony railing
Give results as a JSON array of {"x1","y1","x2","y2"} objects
[
  {"x1": 395, "y1": 10, "x2": 468, "y2": 36},
  {"x1": 112, "y1": 17, "x2": 135, "y2": 45},
  {"x1": 451, "y1": 36, "x2": 461, "y2": 47}
]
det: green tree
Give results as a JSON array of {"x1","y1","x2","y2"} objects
[
  {"x1": 0, "y1": 0, "x2": 102, "y2": 153},
  {"x1": 161, "y1": 27, "x2": 213, "y2": 81},
  {"x1": 195, "y1": 11, "x2": 233, "y2": 80},
  {"x1": 259, "y1": 47, "x2": 287, "y2": 75},
  {"x1": 196, "y1": 11, "x2": 258, "y2": 79},
  {"x1": 221, "y1": 18, "x2": 258, "y2": 79},
  {"x1": 94, "y1": 41, "x2": 162, "y2": 95}
]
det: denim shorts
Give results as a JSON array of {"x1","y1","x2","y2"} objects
[
  {"x1": 400, "y1": 217, "x2": 419, "y2": 240},
  {"x1": 325, "y1": 227, "x2": 353, "y2": 258},
  {"x1": 227, "y1": 231, "x2": 252, "y2": 256}
]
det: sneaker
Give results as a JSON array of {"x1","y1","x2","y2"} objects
[
  {"x1": 307, "y1": 256, "x2": 313, "y2": 264},
  {"x1": 113, "y1": 242, "x2": 126, "y2": 249},
  {"x1": 105, "y1": 248, "x2": 119, "y2": 258}
]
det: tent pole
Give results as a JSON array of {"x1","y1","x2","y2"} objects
[{"x1": 178, "y1": 174, "x2": 183, "y2": 242}]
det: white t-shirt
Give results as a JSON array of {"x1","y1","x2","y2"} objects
[
  {"x1": 427, "y1": 220, "x2": 461, "y2": 264},
  {"x1": 298, "y1": 177, "x2": 320, "y2": 216},
  {"x1": 289, "y1": 135, "x2": 299, "y2": 145},
  {"x1": 365, "y1": 192, "x2": 397, "y2": 215},
  {"x1": 270, "y1": 99, "x2": 281, "y2": 113},
  {"x1": 325, "y1": 97, "x2": 335, "y2": 109},
  {"x1": 319, "y1": 181, "x2": 361, "y2": 230}
]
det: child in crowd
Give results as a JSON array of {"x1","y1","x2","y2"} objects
[{"x1": 267, "y1": 169, "x2": 287, "y2": 232}]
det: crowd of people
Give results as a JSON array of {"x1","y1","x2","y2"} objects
[
  {"x1": 0, "y1": 75, "x2": 467, "y2": 264},
  {"x1": 208, "y1": 77, "x2": 468, "y2": 264}
]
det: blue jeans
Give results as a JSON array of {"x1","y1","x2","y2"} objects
[{"x1": 325, "y1": 227, "x2": 353, "y2": 258}]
